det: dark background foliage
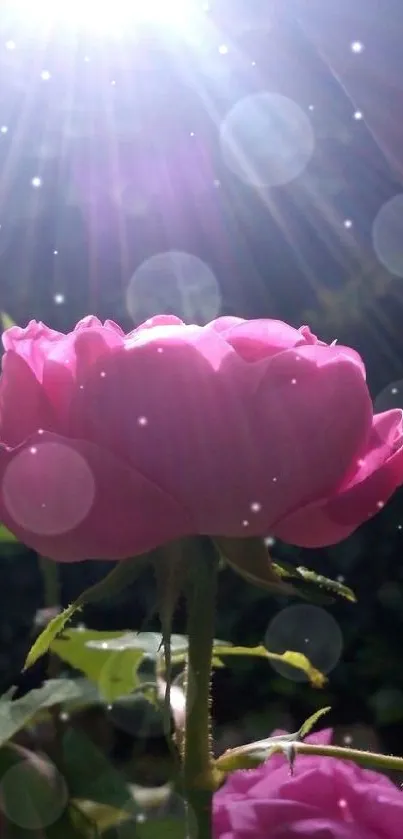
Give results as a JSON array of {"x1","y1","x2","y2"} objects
[{"x1": 1, "y1": 0, "x2": 403, "y2": 774}]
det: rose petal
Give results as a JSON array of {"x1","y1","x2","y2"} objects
[
  {"x1": 283, "y1": 818, "x2": 376, "y2": 838},
  {"x1": 2, "y1": 321, "x2": 62, "y2": 378},
  {"x1": 273, "y1": 412, "x2": 403, "y2": 547},
  {"x1": 0, "y1": 430, "x2": 191, "y2": 561},
  {"x1": 220, "y1": 319, "x2": 305, "y2": 362},
  {"x1": 226, "y1": 799, "x2": 318, "y2": 834},
  {"x1": 68, "y1": 337, "x2": 372, "y2": 539},
  {"x1": 0, "y1": 353, "x2": 56, "y2": 446}
]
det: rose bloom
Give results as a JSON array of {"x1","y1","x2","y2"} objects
[
  {"x1": 214, "y1": 729, "x2": 403, "y2": 838},
  {"x1": 0, "y1": 315, "x2": 402, "y2": 562}
]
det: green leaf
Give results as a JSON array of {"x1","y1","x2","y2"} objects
[
  {"x1": 273, "y1": 560, "x2": 356, "y2": 603},
  {"x1": 62, "y1": 728, "x2": 137, "y2": 818},
  {"x1": 24, "y1": 557, "x2": 146, "y2": 670},
  {"x1": 101, "y1": 817, "x2": 186, "y2": 839},
  {"x1": 0, "y1": 312, "x2": 15, "y2": 330},
  {"x1": 52, "y1": 630, "x2": 144, "y2": 702},
  {"x1": 135, "y1": 819, "x2": 187, "y2": 839},
  {"x1": 74, "y1": 800, "x2": 131, "y2": 834},
  {"x1": 25, "y1": 604, "x2": 77, "y2": 670},
  {"x1": 298, "y1": 706, "x2": 332, "y2": 739},
  {"x1": 0, "y1": 524, "x2": 18, "y2": 543},
  {"x1": 0, "y1": 680, "x2": 84, "y2": 748},
  {"x1": 52, "y1": 630, "x2": 191, "y2": 702},
  {"x1": 211, "y1": 644, "x2": 327, "y2": 688},
  {"x1": 296, "y1": 566, "x2": 356, "y2": 602}
]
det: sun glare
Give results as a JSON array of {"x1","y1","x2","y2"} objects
[{"x1": 8, "y1": 0, "x2": 193, "y2": 33}]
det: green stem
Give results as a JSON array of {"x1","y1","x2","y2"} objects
[
  {"x1": 39, "y1": 556, "x2": 64, "y2": 762},
  {"x1": 183, "y1": 538, "x2": 219, "y2": 839},
  {"x1": 39, "y1": 555, "x2": 60, "y2": 612},
  {"x1": 277, "y1": 741, "x2": 403, "y2": 773},
  {"x1": 217, "y1": 740, "x2": 403, "y2": 776}
]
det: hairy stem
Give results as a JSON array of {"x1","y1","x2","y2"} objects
[
  {"x1": 279, "y1": 741, "x2": 403, "y2": 773},
  {"x1": 217, "y1": 739, "x2": 403, "y2": 776},
  {"x1": 183, "y1": 538, "x2": 219, "y2": 839}
]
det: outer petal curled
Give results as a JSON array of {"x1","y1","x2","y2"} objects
[{"x1": 273, "y1": 410, "x2": 403, "y2": 547}]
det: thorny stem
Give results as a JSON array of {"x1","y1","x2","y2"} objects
[
  {"x1": 216, "y1": 739, "x2": 403, "y2": 776},
  {"x1": 183, "y1": 538, "x2": 219, "y2": 839},
  {"x1": 39, "y1": 556, "x2": 64, "y2": 762}
]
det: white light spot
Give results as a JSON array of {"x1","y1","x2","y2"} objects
[
  {"x1": 242, "y1": 519, "x2": 249, "y2": 527},
  {"x1": 337, "y1": 575, "x2": 345, "y2": 583},
  {"x1": 100, "y1": 370, "x2": 106, "y2": 378},
  {"x1": 3, "y1": 442, "x2": 95, "y2": 536},
  {"x1": 265, "y1": 604, "x2": 343, "y2": 682},
  {"x1": 157, "y1": 347, "x2": 164, "y2": 353},
  {"x1": 357, "y1": 458, "x2": 365, "y2": 467},
  {"x1": 41, "y1": 70, "x2": 51, "y2": 80},
  {"x1": 343, "y1": 219, "x2": 353, "y2": 228},
  {"x1": 53, "y1": 293, "x2": 65, "y2": 305},
  {"x1": 291, "y1": 378, "x2": 297, "y2": 384},
  {"x1": 0, "y1": 126, "x2": 8, "y2": 135},
  {"x1": 5, "y1": 40, "x2": 16, "y2": 50},
  {"x1": 219, "y1": 44, "x2": 228, "y2": 55},
  {"x1": 0, "y1": 759, "x2": 68, "y2": 829},
  {"x1": 79, "y1": 384, "x2": 84, "y2": 389},
  {"x1": 272, "y1": 477, "x2": 278, "y2": 483},
  {"x1": 101, "y1": 642, "x2": 108, "y2": 650},
  {"x1": 84, "y1": 56, "x2": 90, "y2": 62},
  {"x1": 110, "y1": 79, "x2": 116, "y2": 86},
  {"x1": 343, "y1": 734, "x2": 353, "y2": 745},
  {"x1": 251, "y1": 61, "x2": 256, "y2": 67},
  {"x1": 126, "y1": 250, "x2": 221, "y2": 325},
  {"x1": 376, "y1": 501, "x2": 385, "y2": 509},
  {"x1": 353, "y1": 110, "x2": 363, "y2": 120},
  {"x1": 265, "y1": 536, "x2": 275, "y2": 547},
  {"x1": 372, "y1": 195, "x2": 403, "y2": 277},
  {"x1": 308, "y1": 104, "x2": 315, "y2": 111},
  {"x1": 53, "y1": 249, "x2": 58, "y2": 255},
  {"x1": 351, "y1": 41, "x2": 364, "y2": 53},
  {"x1": 220, "y1": 92, "x2": 315, "y2": 188},
  {"x1": 138, "y1": 416, "x2": 148, "y2": 426},
  {"x1": 398, "y1": 525, "x2": 402, "y2": 531},
  {"x1": 250, "y1": 502, "x2": 262, "y2": 513},
  {"x1": 391, "y1": 387, "x2": 399, "y2": 395},
  {"x1": 213, "y1": 178, "x2": 221, "y2": 188},
  {"x1": 31, "y1": 176, "x2": 42, "y2": 188},
  {"x1": 190, "y1": 131, "x2": 195, "y2": 137},
  {"x1": 338, "y1": 799, "x2": 348, "y2": 809},
  {"x1": 38, "y1": 429, "x2": 44, "y2": 435},
  {"x1": 59, "y1": 711, "x2": 69, "y2": 722}
]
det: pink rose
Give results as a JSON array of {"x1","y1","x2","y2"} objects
[
  {"x1": 214, "y1": 729, "x2": 403, "y2": 838},
  {"x1": 0, "y1": 315, "x2": 402, "y2": 562}
]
